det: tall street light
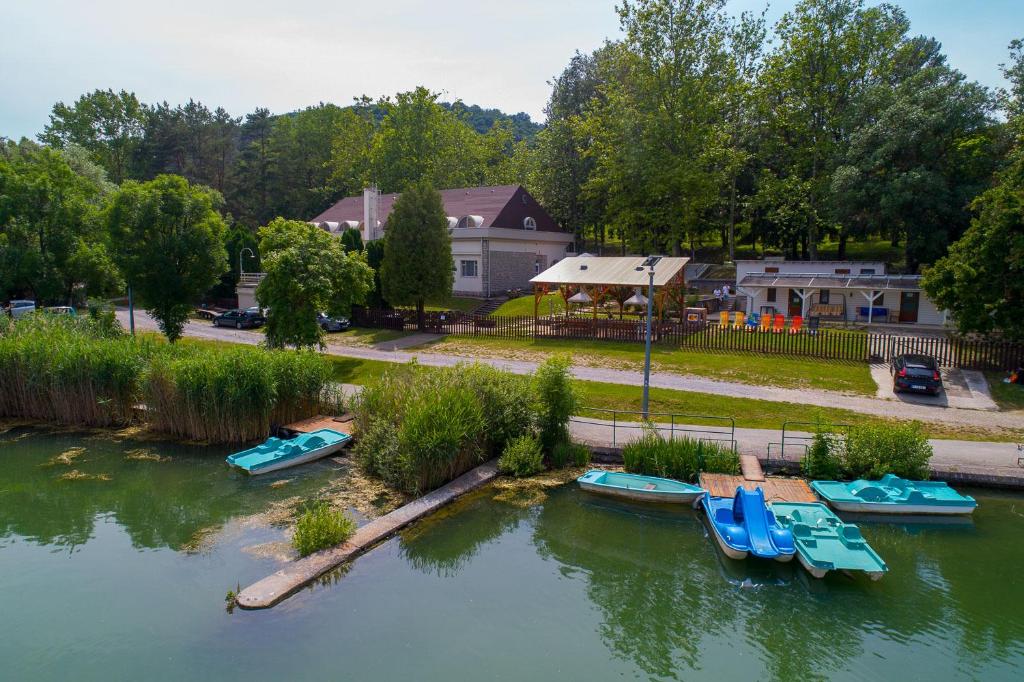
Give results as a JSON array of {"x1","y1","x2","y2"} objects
[
  {"x1": 636, "y1": 256, "x2": 661, "y2": 418},
  {"x1": 239, "y1": 247, "x2": 255, "y2": 276}
]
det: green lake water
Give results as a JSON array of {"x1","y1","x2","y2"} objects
[{"x1": 1, "y1": 428, "x2": 1023, "y2": 681}]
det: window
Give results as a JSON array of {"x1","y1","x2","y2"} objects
[
  {"x1": 766, "y1": 288, "x2": 777, "y2": 303},
  {"x1": 820, "y1": 289, "x2": 830, "y2": 304},
  {"x1": 859, "y1": 268, "x2": 875, "y2": 275},
  {"x1": 835, "y1": 268, "x2": 851, "y2": 275},
  {"x1": 523, "y1": 217, "x2": 537, "y2": 230},
  {"x1": 566, "y1": 242, "x2": 576, "y2": 253},
  {"x1": 765, "y1": 266, "x2": 779, "y2": 274},
  {"x1": 460, "y1": 260, "x2": 478, "y2": 277},
  {"x1": 534, "y1": 261, "x2": 541, "y2": 274},
  {"x1": 875, "y1": 292, "x2": 884, "y2": 305}
]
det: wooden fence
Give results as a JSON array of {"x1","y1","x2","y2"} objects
[{"x1": 350, "y1": 308, "x2": 1024, "y2": 371}]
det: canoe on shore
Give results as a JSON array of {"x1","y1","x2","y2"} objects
[
  {"x1": 811, "y1": 475, "x2": 977, "y2": 515},
  {"x1": 226, "y1": 428, "x2": 351, "y2": 475},
  {"x1": 770, "y1": 502, "x2": 887, "y2": 580},
  {"x1": 701, "y1": 487, "x2": 795, "y2": 562},
  {"x1": 577, "y1": 470, "x2": 706, "y2": 506}
]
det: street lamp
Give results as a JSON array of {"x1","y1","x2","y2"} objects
[
  {"x1": 636, "y1": 256, "x2": 661, "y2": 418},
  {"x1": 239, "y1": 247, "x2": 255, "y2": 276}
]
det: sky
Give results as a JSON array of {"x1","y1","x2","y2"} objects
[{"x1": 1, "y1": 0, "x2": 1021, "y2": 140}]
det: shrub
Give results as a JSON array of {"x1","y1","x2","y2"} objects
[
  {"x1": 550, "y1": 441, "x2": 591, "y2": 469},
  {"x1": 292, "y1": 502, "x2": 356, "y2": 557},
  {"x1": 498, "y1": 434, "x2": 544, "y2": 477},
  {"x1": 802, "y1": 429, "x2": 844, "y2": 480},
  {"x1": 353, "y1": 362, "x2": 535, "y2": 494},
  {"x1": 623, "y1": 430, "x2": 739, "y2": 482},
  {"x1": 534, "y1": 355, "x2": 577, "y2": 452},
  {"x1": 843, "y1": 422, "x2": 932, "y2": 480}
]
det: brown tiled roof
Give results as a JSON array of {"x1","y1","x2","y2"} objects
[{"x1": 309, "y1": 185, "x2": 564, "y2": 233}]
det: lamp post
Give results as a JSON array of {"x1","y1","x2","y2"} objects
[
  {"x1": 636, "y1": 256, "x2": 661, "y2": 419},
  {"x1": 239, "y1": 247, "x2": 255, "y2": 277}
]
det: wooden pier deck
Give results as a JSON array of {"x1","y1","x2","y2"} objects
[
  {"x1": 281, "y1": 414, "x2": 355, "y2": 435},
  {"x1": 700, "y1": 473, "x2": 817, "y2": 503}
]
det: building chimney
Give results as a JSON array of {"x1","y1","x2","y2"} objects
[{"x1": 363, "y1": 186, "x2": 379, "y2": 241}]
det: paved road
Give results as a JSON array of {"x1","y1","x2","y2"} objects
[{"x1": 118, "y1": 309, "x2": 1024, "y2": 432}]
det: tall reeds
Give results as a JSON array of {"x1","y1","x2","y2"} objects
[
  {"x1": 622, "y1": 430, "x2": 740, "y2": 482},
  {"x1": 0, "y1": 315, "x2": 333, "y2": 443}
]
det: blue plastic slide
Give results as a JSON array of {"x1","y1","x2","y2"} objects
[{"x1": 701, "y1": 487, "x2": 796, "y2": 562}]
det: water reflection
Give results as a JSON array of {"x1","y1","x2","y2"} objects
[{"x1": 0, "y1": 427, "x2": 335, "y2": 551}]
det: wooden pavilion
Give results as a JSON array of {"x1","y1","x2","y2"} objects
[{"x1": 529, "y1": 255, "x2": 690, "y2": 321}]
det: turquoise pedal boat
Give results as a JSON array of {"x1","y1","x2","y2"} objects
[
  {"x1": 577, "y1": 470, "x2": 706, "y2": 507},
  {"x1": 226, "y1": 428, "x2": 351, "y2": 475},
  {"x1": 811, "y1": 474, "x2": 977, "y2": 516},
  {"x1": 770, "y1": 502, "x2": 888, "y2": 580}
]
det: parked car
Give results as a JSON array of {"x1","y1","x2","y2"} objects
[
  {"x1": 6, "y1": 299, "x2": 36, "y2": 319},
  {"x1": 213, "y1": 309, "x2": 265, "y2": 329},
  {"x1": 891, "y1": 353, "x2": 942, "y2": 395},
  {"x1": 44, "y1": 306, "x2": 76, "y2": 316},
  {"x1": 317, "y1": 312, "x2": 350, "y2": 332}
]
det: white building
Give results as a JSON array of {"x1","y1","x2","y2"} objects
[
  {"x1": 734, "y1": 258, "x2": 948, "y2": 326},
  {"x1": 311, "y1": 185, "x2": 574, "y2": 298}
]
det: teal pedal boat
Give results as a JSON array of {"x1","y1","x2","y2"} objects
[
  {"x1": 577, "y1": 470, "x2": 706, "y2": 507},
  {"x1": 226, "y1": 428, "x2": 351, "y2": 475},
  {"x1": 770, "y1": 502, "x2": 888, "y2": 580},
  {"x1": 811, "y1": 474, "x2": 977, "y2": 516}
]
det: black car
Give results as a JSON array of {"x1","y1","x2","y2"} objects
[
  {"x1": 317, "y1": 312, "x2": 350, "y2": 332},
  {"x1": 891, "y1": 353, "x2": 942, "y2": 395},
  {"x1": 213, "y1": 309, "x2": 265, "y2": 329}
]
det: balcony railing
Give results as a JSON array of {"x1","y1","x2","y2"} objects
[{"x1": 238, "y1": 272, "x2": 267, "y2": 287}]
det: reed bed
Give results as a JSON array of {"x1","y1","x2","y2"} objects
[
  {"x1": 623, "y1": 430, "x2": 740, "y2": 482},
  {"x1": 0, "y1": 314, "x2": 333, "y2": 443},
  {"x1": 0, "y1": 315, "x2": 149, "y2": 427}
]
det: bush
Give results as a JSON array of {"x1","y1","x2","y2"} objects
[
  {"x1": 622, "y1": 430, "x2": 739, "y2": 482},
  {"x1": 353, "y1": 363, "x2": 535, "y2": 494},
  {"x1": 550, "y1": 441, "x2": 591, "y2": 469},
  {"x1": 534, "y1": 355, "x2": 577, "y2": 452},
  {"x1": 498, "y1": 434, "x2": 544, "y2": 477},
  {"x1": 843, "y1": 422, "x2": 932, "y2": 480},
  {"x1": 292, "y1": 501, "x2": 356, "y2": 557},
  {"x1": 802, "y1": 429, "x2": 844, "y2": 480}
]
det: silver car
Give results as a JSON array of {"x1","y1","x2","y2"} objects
[{"x1": 8, "y1": 300, "x2": 36, "y2": 319}]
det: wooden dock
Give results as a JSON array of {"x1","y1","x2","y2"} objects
[
  {"x1": 281, "y1": 413, "x2": 355, "y2": 435},
  {"x1": 700, "y1": 472, "x2": 817, "y2": 503}
]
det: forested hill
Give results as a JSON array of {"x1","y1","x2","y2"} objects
[{"x1": 441, "y1": 102, "x2": 542, "y2": 141}]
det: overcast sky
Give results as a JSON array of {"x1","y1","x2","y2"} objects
[{"x1": 2, "y1": 0, "x2": 1020, "y2": 140}]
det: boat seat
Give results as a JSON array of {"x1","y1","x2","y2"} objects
[
  {"x1": 850, "y1": 485, "x2": 887, "y2": 502},
  {"x1": 304, "y1": 436, "x2": 326, "y2": 450}
]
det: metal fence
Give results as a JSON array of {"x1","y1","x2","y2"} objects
[
  {"x1": 350, "y1": 308, "x2": 1024, "y2": 371},
  {"x1": 569, "y1": 407, "x2": 737, "y2": 451},
  {"x1": 766, "y1": 420, "x2": 852, "y2": 466}
]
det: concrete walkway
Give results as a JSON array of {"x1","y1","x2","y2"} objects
[{"x1": 117, "y1": 310, "x2": 1024, "y2": 432}]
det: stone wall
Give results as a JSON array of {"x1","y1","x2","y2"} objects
[{"x1": 489, "y1": 250, "x2": 537, "y2": 294}]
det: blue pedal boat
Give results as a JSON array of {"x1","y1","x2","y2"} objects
[
  {"x1": 701, "y1": 487, "x2": 796, "y2": 562},
  {"x1": 811, "y1": 474, "x2": 977, "y2": 515},
  {"x1": 577, "y1": 470, "x2": 706, "y2": 507},
  {"x1": 770, "y1": 502, "x2": 888, "y2": 580},
  {"x1": 226, "y1": 428, "x2": 351, "y2": 475}
]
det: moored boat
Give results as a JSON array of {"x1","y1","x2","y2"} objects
[
  {"x1": 576, "y1": 470, "x2": 706, "y2": 506},
  {"x1": 701, "y1": 487, "x2": 795, "y2": 562},
  {"x1": 770, "y1": 502, "x2": 888, "y2": 580},
  {"x1": 811, "y1": 474, "x2": 977, "y2": 515},
  {"x1": 226, "y1": 428, "x2": 351, "y2": 475}
]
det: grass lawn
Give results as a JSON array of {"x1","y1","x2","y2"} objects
[
  {"x1": 423, "y1": 335, "x2": 878, "y2": 395},
  {"x1": 395, "y1": 296, "x2": 481, "y2": 313},
  {"x1": 986, "y1": 372, "x2": 1024, "y2": 411},
  {"x1": 493, "y1": 293, "x2": 566, "y2": 317},
  {"x1": 329, "y1": 327, "x2": 410, "y2": 345}
]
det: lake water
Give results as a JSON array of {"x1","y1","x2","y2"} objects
[{"x1": 1, "y1": 428, "x2": 1022, "y2": 681}]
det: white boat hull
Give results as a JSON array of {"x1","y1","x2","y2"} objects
[
  {"x1": 824, "y1": 500, "x2": 975, "y2": 516},
  {"x1": 702, "y1": 508, "x2": 795, "y2": 562},
  {"x1": 578, "y1": 481, "x2": 704, "y2": 507},
  {"x1": 247, "y1": 442, "x2": 347, "y2": 475},
  {"x1": 797, "y1": 552, "x2": 828, "y2": 579}
]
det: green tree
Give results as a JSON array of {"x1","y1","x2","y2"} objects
[
  {"x1": 255, "y1": 218, "x2": 373, "y2": 348},
  {"x1": 340, "y1": 227, "x2": 363, "y2": 253},
  {"x1": 228, "y1": 108, "x2": 275, "y2": 227},
  {"x1": 107, "y1": 175, "x2": 228, "y2": 341},
  {"x1": 39, "y1": 89, "x2": 146, "y2": 183},
  {"x1": 380, "y1": 182, "x2": 452, "y2": 329}
]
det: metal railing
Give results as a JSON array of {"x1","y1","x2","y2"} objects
[
  {"x1": 766, "y1": 420, "x2": 851, "y2": 465},
  {"x1": 238, "y1": 272, "x2": 267, "y2": 286},
  {"x1": 570, "y1": 407, "x2": 736, "y2": 451}
]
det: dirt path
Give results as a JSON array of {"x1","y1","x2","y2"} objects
[{"x1": 117, "y1": 310, "x2": 1024, "y2": 432}]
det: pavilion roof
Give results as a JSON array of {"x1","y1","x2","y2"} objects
[{"x1": 531, "y1": 256, "x2": 689, "y2": 288}]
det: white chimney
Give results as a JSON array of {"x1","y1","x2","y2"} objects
[{"x1": 363, "y1": 186, "x2": 380, "y2": 241}]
